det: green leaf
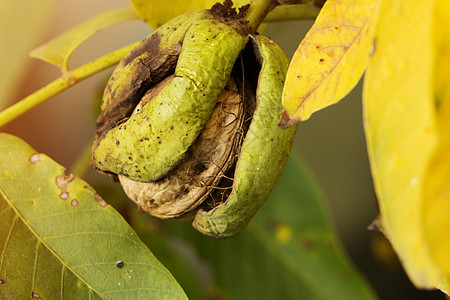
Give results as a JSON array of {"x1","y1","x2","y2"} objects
[
  {"x1": 152, "y1": 154, "x2": 377, "y2": 299},
  {"x1": 29, "y1": 6, "x2": 139, "y2": 72},
  {"x1": 0, "y1": 133, "x2": 186, "y2": 299},
  {"x1": 130, "y1": 0, "x2": 250, "y2": 29},
  {"x1": 134, "y1": 227, "x2": 209, "y2": 300}
]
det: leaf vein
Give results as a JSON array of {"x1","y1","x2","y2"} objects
[
  {"x1": 0, "y1": 215, "x2": 17, "y2": 270},
  {"x1": 60, "y1": 265, "x2": 65, "y2": 300},
  {"x1": 102, "y1": 286, "x2": 182, "y2": 295},
  {"x1": 32, "y1": 240, "x2": 40, "y2": 292},
  {"x1": 71, "y1": 261, "x2": 171, "y2": 280},
  {"x1": 27, "y1": 207, "x2": 116, "y2": 223},
  {"x1": 0, "y1": 206, "x2": 11, "y2": 218},
  {"x1": 44, "y1": 231, "x2": 143, "y2": 247}
]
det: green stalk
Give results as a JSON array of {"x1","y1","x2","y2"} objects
[
  {"x1": 264, "y1": 2, "x2": 321, "y2": 22},
  {"x1": 243, "y1": 0, "x2": 279, "y2": 33},
  {"x1": 70, "y1": 141, "x2": 95, "y2": 178},
  {"x1": 0, "y1": 41, "x2": 139, "y2": 128}
]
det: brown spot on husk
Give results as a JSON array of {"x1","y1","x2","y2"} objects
[
  {"x1": 92, "y1": 31, "x2": 180, "y2": 159},
  {"x1": 210, "y1": 0, "x2": 238, "y2": 19},
  {"x1": 209, "y1": 0, "x2": 250, "y2": 33}
]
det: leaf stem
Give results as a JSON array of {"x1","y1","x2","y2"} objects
[
  {"x1": 70, "y1": 141, "x2": 95, "y2": 178},
  {"x1": 0, "y1": 41, "x2": 139, "y2": 128},
  {"x1": 243, "y1": 0, "x2": 279, "y2": 33},
  {"x1": 264, "y1": 2, "x2": 321, "y2": 22}
]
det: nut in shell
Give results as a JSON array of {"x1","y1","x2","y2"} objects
[
  {"x1": 119, "y1": 75, "x2": 252, "y2": 219},
  {"x1": 91, "y1": 6, "x2": 297, "y2": 238}
]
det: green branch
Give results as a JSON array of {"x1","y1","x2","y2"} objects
[
  {"x1": 0, "y1": 41, "x2": 139, "y2": 129},
  {"x1": 243, "y1": 0, "x2": 279, "y2": 33},
  {"x1": 264, "y1": 3, "x2": 321, "y2": 22}
]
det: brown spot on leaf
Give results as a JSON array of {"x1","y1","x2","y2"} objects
[
  {"x1": 116, "y1": 260, "x2": 124, "y2": 268},
  {"x1": 59, "y1": 191, "x2": 69, "y2": 200},
  {"x1": 370, "y1": 39, "x2": 376, "y2": 56},
  {"x1": 32, "y1": 292, "x2": 41, "y2": 299},
  {"x1": 71, "y1": 199, "x2": 79, "y2": 207},
  {"x1": 267, "y1": 219, "x2": 280, "y2": 229},
  {"x1": 29, "y1": 154, "x2": 40, "y2": 164},
  {"x1": 56, "y1": 171, "x2": 75, "y2": 194},
  {"x1": 278, "y1": 109, "x2": 301, "y2": 128},
  {"x1": 95, "y1": 194, "x2": 108, "y2": 207},
  {"x1": 300, "y1": 239, "x2": 316, "y2": 250},
  {"x1": 0, "y1": 279, "x2": 5, "y2": 285},
  {"x1": 367, "y1": 215, "x2": 385, "y2": 234}
]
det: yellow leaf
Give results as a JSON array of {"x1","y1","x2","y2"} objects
[
  {"x1": 0, "y1": 0, "x2": 56, "y2": 110},
  {"x1": 363, "y1": 0, "x2": 443, "y2": 289},
  {"x1": 280, "y1": 0, "x2": 378, "y2": 127},
  {"x1": 130, "y1": 0, "x2": 250, "y2": 29},
  {"x1": 30, "y1": 6, "x2": 138, "y2": 72},
  {"x1": 424, "y1": 0, "x2": 450, "y2": 293}
]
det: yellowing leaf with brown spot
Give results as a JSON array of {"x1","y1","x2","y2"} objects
[
  {"x1": 130, "y1": 0, "x2": 249, "y2": 29},
  {"x1": 280, "y1": 0, "x2": 378, "y2": 127},
  {"x1": 363, "y1": 0, "x2": 449, "y2": 290},
  {"x1": 424, "y1": 0, "x2": 450, "y2": 294}
]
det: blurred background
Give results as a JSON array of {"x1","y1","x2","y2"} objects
[{"x1": 0, "y1": 0, "x2": 445, "y2": 298}]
